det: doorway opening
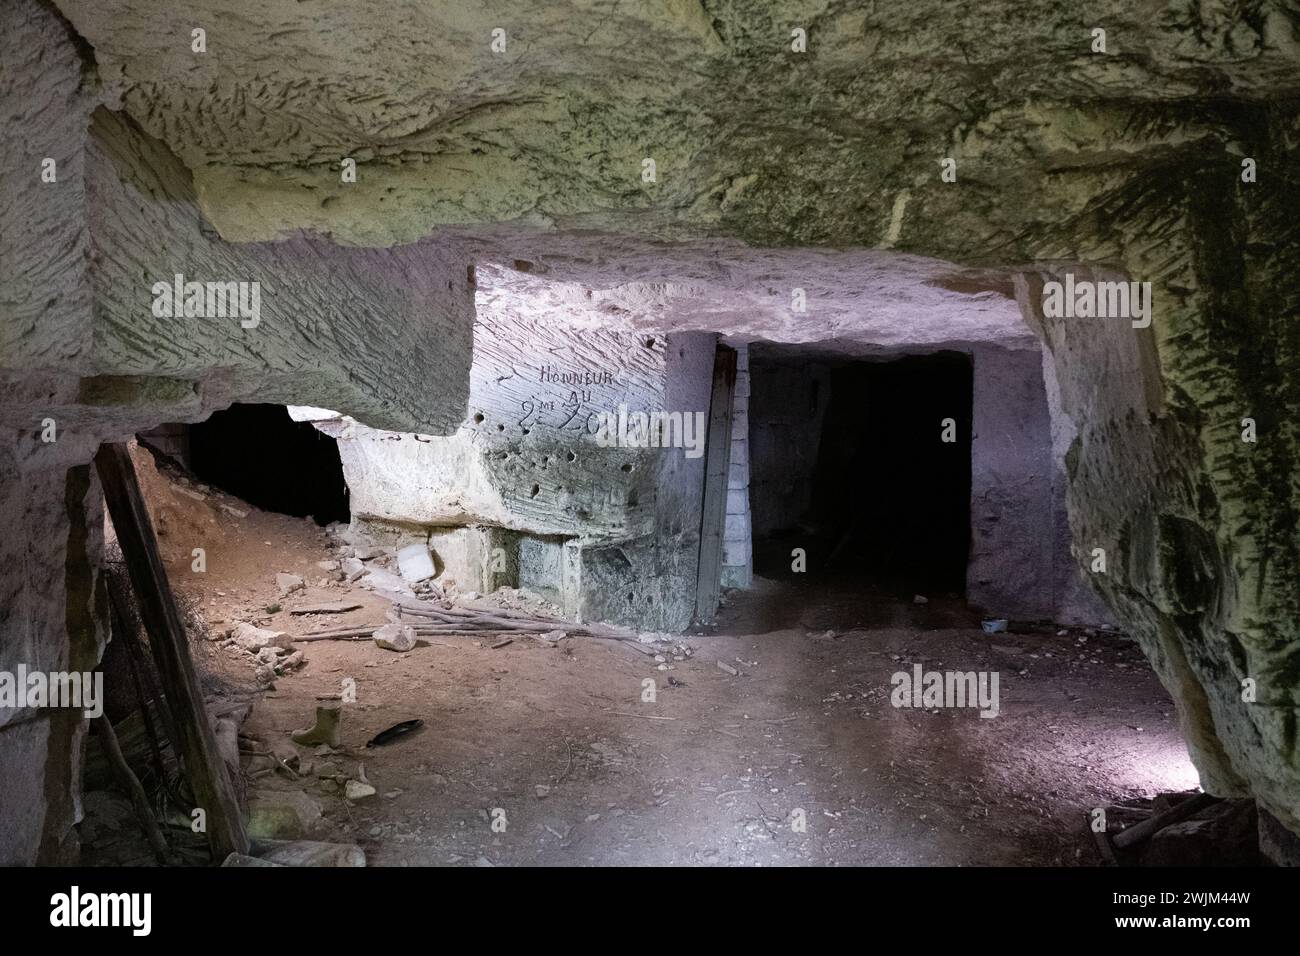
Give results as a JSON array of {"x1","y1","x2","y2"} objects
[
  {"x1": 187, "y1": 403, "x2": 350, "y2": 525},
  {"x1": 750, "y1": 350, "x2": 971, "y2": 595}
]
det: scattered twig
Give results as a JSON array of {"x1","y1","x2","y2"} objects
[
  {"x1": 714, "y1": 789, "x2": 751, "y2": 803},
  {"x1": 603, "y1": 711, "x2": 678, "y2": 721},
  {"x1": 556, "y1": 737, "x2": 574, "y2": 784},
  {"x1": 95, "y1": 716, "x2": 177, "y2": 866}
]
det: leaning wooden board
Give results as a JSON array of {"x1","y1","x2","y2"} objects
[{"x1": 95, "y1": 443, "x2": 249, "y2": 862}]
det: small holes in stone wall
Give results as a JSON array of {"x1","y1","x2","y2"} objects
[
  {"x1": 620, "y1": 463, "x2": 633, "y2": 473},
  {"x1": 497, "y1": 424, "x2": 505, "y2": 432},
  {"x1": 473, "y1": 412, "x2": 484, "y2": 424},
  {"x1": 644, "y1": 337, "x2": 655, "y2": 348},
  {"x1": 530, "y1": 484, "x2": 540, "y2": 498}
]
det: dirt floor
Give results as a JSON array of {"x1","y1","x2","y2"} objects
[{"x1": 85, "y1": 444, "x2": 1198, "y2": 867}]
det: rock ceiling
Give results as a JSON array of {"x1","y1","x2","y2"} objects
[
  {"x1": 472, "y1": 239, "x2": 1033, "y2": 351},
  {"x1": 52, "y1": 0, "x2": 1300, "y2": 254},
  {"x1": 48, "y1": 0, "x2": 1300, "y2": 349}
]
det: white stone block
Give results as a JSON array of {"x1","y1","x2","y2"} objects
[{"x1": 396, "y1": 543, "x2": 435, "y2": 582}]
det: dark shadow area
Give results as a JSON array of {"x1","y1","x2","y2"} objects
[
  {"x1": 751, "y1": 351, "x2": 971, "y2": 595},
  {"x1": 187, "y1": 403, "x2": 349, "y2": 525}
]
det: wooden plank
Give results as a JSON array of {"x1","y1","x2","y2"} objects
[
  {"x1": 1111, "y1": 792, "x2": 1217, "y2": 850},
  {"x1": 695, "y1": 344, "x2": 737, "y2": 622},
  {"x1": 94, "y1": 443, "x2": 249, "y2": 860}
]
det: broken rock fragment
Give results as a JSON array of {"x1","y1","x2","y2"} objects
[
  {"x1": 246, "y1": 789, "x2": 323, "y2": 840},
  {"x1": 374, "y1": 622, "x2": 417, "y2": 652},
  {"x1": 230, "y1": 621, "x2": 293, "y2": 652},
  {"x1": 396, "y1": 542, "x2": 435, "y2": 582},
  {"x1": 345, "y1": 779, "x2": 377, "y2": 801},
  {"x1": 276, "y1": 572, "x2": 305, "y2": 596}
]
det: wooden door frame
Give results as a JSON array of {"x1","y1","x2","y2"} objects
[{"x1": 694, "y1": 343, "x2": 738, "y2": 623}]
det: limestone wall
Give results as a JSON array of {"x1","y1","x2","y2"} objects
[
  {"x1": 314, "y1": 322, "x2": 720, "y2": 632},
  {"x1": 966, "y1": 346, "x2": 1058, "y2": 619},
  {"x1": 0, "y1": 0, "x2": 478, "y2": 864},
  {"x1": 0, "y1": 455, "x2": 107, "y2": 865},
  {"x1": 1018, "y1": 192, "x2": 1299, "y2": 830},
  {"x1": 332, "y1": 315, "x2": 663, "y2": 537}
]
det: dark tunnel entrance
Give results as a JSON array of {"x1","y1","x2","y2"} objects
[
  {"x1": 187, "y1": 403, "x2": 350, "y2": 525},
  {"x1": 750, "y1": 350, "x2": 972, "y2": 595}
]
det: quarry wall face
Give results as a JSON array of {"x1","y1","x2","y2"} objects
[
  {"x1": 1, "y1": 0, "x2": 476, "y2": 862},
  {"x1": 3, "y1": 0, "x2": 1299, "y2": 863}
]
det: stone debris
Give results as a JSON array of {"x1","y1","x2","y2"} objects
[
  {"x1": 246, "y1": 789, "x2": 323, "y2": 840},
  {"x1": 374, "y1": 623, "x2": 418, "y2": 652},
  {"x1": 224, "y1": 622, "x2": 304, "y2": 681},
  {"x1": 256, "y1": 840, "x2": 367, "y2": 867},
  {"x1": 483, "y1": 587, "x2": 562, "y2": 617},
  {"x1": 276, "y1": 572, "x2": 305, "y2": 596},
  {"x1": 396, "y1": 542, "x2": 436, "y2": 582},
  {"x1": 230, "y1": 621, "x2": 292, "y2": 652},
  {"x1": 344, "y1": 779, "x2": 377, "y2": 801},
  {"x1": 360, "y1": 566, "x2": 415, "y2": 597}
]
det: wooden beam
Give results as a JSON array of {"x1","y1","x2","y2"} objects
[
  {"x1": 1111, "y1": 792, "x2": 1217, "y2": 850},
  {"x1": 94, "y1": 442, "x2": 249, "y2": 861},
  {"x1": 695, "y1": 344, "x2": 737, "y2": 623}
]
